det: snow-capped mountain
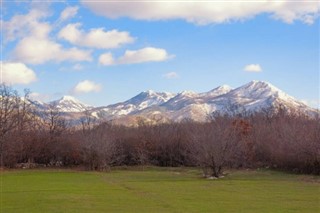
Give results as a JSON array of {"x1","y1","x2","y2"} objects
[
  {"x1": 160, "y1": 90, "x2": 199, "y2": 111},
  {"x1": 220, "y1": 81, "x2": 312, "y2": 113},
  {"x1": 48, "y1": 96, "x2": 92, "y2": 113},
  {"x1": 90, "y1": 80, "x2": 317, "y2": 123},
  {"x1": 89, "y1": 90, "x2": 175, "y2": 120},
  {"x1": 227, "y1": 80, "x2": 292, "y2": 100},
  {"x1": 201, "y1": 81, "x2": 316, "y2": 119},
  {"x1": 161, "y1": 85, "x2": 234, "y2": 112},
  {"x1": 200, "y1": 85, "x2": 233, "y2": 98},
  {"x1": 42, "y1": 81, "x2": 318, "y2": 125},
  {"x1": 28, "y1": 99, "x2": 48, "y2": 111}
]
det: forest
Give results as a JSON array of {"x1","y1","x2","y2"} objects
[{"x1": 1, "y1": 84, "x2": 319, "y2": 177}]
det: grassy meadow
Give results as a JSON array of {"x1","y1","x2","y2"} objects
[{"x1": 1, "y1": 167, "x2": 319, "y2": 213}]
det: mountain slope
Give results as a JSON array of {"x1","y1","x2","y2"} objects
[
  {"x1": 133, "y1": 81, "x2": 318, "y2": 122},
  {"x1": 221, "y1": 81, "x2": 313, "y2": 113},
  {"x1": 44, "y1": 81, "x2": 318, "y2": 124},
  {"x1": 200, "y1": 85, "x2": 233, "y2": 98},
  {"x1": 89, "y1": 90, "x2": 175, "y2": 120},
  {"x1": 48, "y1": 96, "x2": 92, "y2": 112}
]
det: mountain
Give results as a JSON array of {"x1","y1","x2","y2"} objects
[
  {"x1": 48, "y1": 96, "x2": 92, "y2": 113},
  {"x1": 161, "y1": 85, "x2": 233, "y2": 111},
  {"x1": 43, "y1": 81, "x2": 318, "y2": 125},
  {"x1": 89, "y1": 90, "x2": 175, "y2": 120},
  {"x1": 219, "y1": 81, "x2": 313, "y2": 114},
  {"x1": 160, "y1": 90, "x2": 199, "y2": 111},
  {"x1": 97, "y1": 80, "x2": 317, "y2": 123},
  {"x1": 200, "y1": 85, "x2": 233, "y2": 98}
]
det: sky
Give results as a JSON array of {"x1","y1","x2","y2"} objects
[{"x1": 1, "y1": 0, "x2": 319, "y2": 108}]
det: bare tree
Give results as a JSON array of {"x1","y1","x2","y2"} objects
[
  {"x1": 80, "y1": 123, "x2": 125, "y2": 170},
  {"x1": 190, "y1": 115, "x2": 238, "y2": 178},
  {"x1": 135, "y1": 123, "x2": 152, "y2": 169},
  {"x1": 36, "y1": 104, "x2": 69, "y2": 166},
  {"x1": 80, "y1": 110, "x2": 96, "y2": 133},
  {"x1": 0, "y1": 84, "x2": 32, "y2": 167}
]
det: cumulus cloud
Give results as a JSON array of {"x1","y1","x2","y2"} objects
[
  {"x1": 59, "y1": 6, "x2": 79, "y2": 22},
  {"x1": 58, "y1": 23, "x2": 135, "y2": 49},
  {"x1": 163, "y1": 72, "x2": 179, "y2": 79},
  {"x1": 81, "y1": 1, "x2": 320, "y2": 25},
  {"x1": 2, "y1": 62, "x2": 37, "y2": 85},
  {"x1": 72, "y1": 80, "x2": 102, "y2": 94},
  {"x1": 3, "y1": 8, "x2": 92, "y2": 64},
  {"x1": 13, "y1": 36, "x2": 92, "y2": 64},
  {"x1": 99, "y1": 47, "x2": 173, "y2": 66},
  {"x1": 118, "y1": 47, "x2": 173, "y2": 64},
  {"x1": 2, "y1": 9, "x2": 51, "y2": 42},
  {"x1": 244, "y1": 64, "x2": 262, "y2": 72},
  {"x1": 99, "y1": 53, "x2": 115, "y2": 66}
]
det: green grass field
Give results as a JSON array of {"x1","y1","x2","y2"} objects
[{"x1": 1, "y1": 167, "x2": 319, "y2": 213}]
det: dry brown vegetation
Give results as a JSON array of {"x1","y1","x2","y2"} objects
[{"x1": 1, "y1": 84, "x2": 319, "y2": 176}]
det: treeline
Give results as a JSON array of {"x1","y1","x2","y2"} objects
[{"x1": 1, "y1": 84, "x2": 319, "y2": 176}]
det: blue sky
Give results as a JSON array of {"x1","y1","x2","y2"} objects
[{"x1": 1, "y1": 1, "x2": 319, "y2": 108}]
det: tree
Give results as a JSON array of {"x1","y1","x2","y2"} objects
[
  {"x1": 34, "y1": 104, "x2": 69, "y2": 165},
  {"x1": 80, "y1": 110, "x2": 96, "y2": 133},
  {"x1": 190, "y1": 115, "x2": 239, "y2": 178},
  {"x1": 0, "y1": 84, "x2": 32, "y2": 167}
]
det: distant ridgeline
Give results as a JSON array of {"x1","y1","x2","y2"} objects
[{"x1": 27, "y1": 81, "x2": 318, "y2": 126}]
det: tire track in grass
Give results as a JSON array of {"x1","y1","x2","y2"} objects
[{"x1": 98, "y1": 171, "x2": 182, "y2": 213}]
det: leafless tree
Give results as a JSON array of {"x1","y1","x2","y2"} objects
[
  {"x1": 0, "y1": 84, "x2": 32, "y2": 167},
  {"x1": 190, "y1": 116, "x2": 238, "y2": 177},
  {"x1": 80, "y1": 110, "x2": 96, "y2": 133}
]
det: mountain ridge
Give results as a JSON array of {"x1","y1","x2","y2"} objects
[
  {"x1": 47, "y1": 95, "x2": 93, "y2": 113},
  {"x1": 36, "y1": 81, "x2": 318, "y2": 124}
]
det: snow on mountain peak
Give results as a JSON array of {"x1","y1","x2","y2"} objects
[
  {"x1": 230, "y1": 80, "x2": 285, "y2": 99},
  {"x1": 203, "y1": 85, "x2": 233, "y2": 97},
  {"x1": 146, "y1": 89, "x2": 157, "y2": 95},
  {"x1": 246, "y1": 80, "x2": 276, "y2": 90},
  {"x1": 133, "y1": 90, "x2": 175, "y2": 103},
  {"x1": 59, "y1": 95, "x2": 82, "y2": 103},
  {"x1": 25, "y1": 81, "x2": 318, "y2": 126},
  {"x1": 49, "y1": 95, "x2": 92, "y2": 112},
  {"x1": 221, "y1": 80, "x2": 309, "y2": 113},
  {"x1": 218, "y1": 85, "x2": 233, "y2": 90},
  {"x1": 179, "y1": 90, "x2": 197, "y2": 97},
  {"x1": 97, "y1": 90, "x2": 177, "y2": 117}
]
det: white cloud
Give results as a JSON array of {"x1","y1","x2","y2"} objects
[
  {"x1": 2, "y1": 9, "x2": 51, "y2": 42},
  {"x1": 59, "y1": 6, "x2": 79, "y2": 22},
  {"x1": 58, "y1": 23, "x2": 135, "y2": 49},
  {"x1": 81, "y1": 1, "x2": 320, "y2": 25},
  {"x1": 99, "y1": 53, "x2": 115, "y2": 66},
  {"x1": 244, "y1": 64, "x2": 262, "y2": 72},
  {"x1": 118, "y1": 47, "x2": 173, "y2": 65},
  {"x1": 99, "y1": 47, "x2": 173, "y2": 66},
  {"x1": 163, "y1": 72, "x2": 179, "y2": 79},
  {"x1": 4, "y1": 8, "x2": 92, "y2": 64},
  {"x1": 13, "y1": 37, "x2": 92, "y2": 64},
  {"x1": 2, "y1": 62, "x2": 37, "y2": 85},
  {"x1": 72, "y1": 80, "x2": 102, "y2": 94}
]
